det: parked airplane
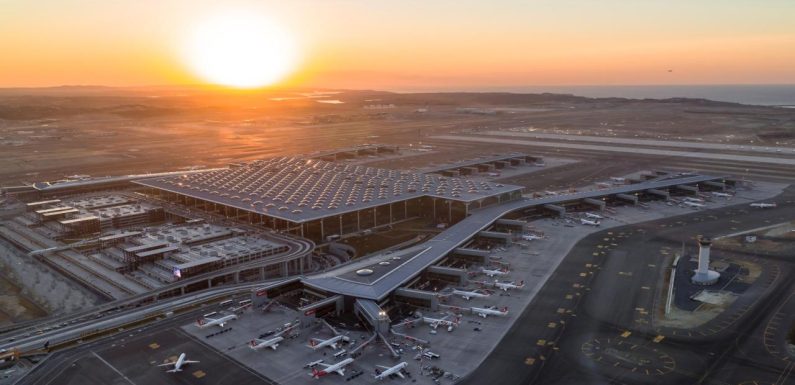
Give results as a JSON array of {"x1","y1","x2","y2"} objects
[
  {"x1": 711, "y1": 192, "x2": 733, "y2": 198},
  {"x1": 480, "y1": 267, "x2": 510, "y2": 277},
  {"x1": 308, "y1": 334, "x2": 349, "y2": 350},
  {"x1": 521, "y1": 234, "x2": 542, "y2": 241},
  {"x1": 471, "y1": 306, "x2": 509, "y2": 318},
  {"x1": 250, "y1": 336, "x2": 284, "y2": 351},
  {"x1": 682, "y1": 201, "x2": 705, "y2": 208},
  {"x1": 493, "y1": 280, "x2": 525, "y2": 291},
  {"x1": 158, "y1": 353, "x2": 199, "y2": 373},
  {"x1": 452, "y1": 289, "x2": 491, "y2": 300},
  {"x1": 309, "y1": 358, "x2": 355, "y2": 378},
  {"x1": 580, "y1": 218, "x2": 600, "y2": 226},
  {"x1": 584, "y1": 212, "x2": 603, "y2": 220},
  {"x1": 750, "y1": 202, "x2": 777, "y2": 208},
  {"x1": 374, "y1": 362, "x2": 408, "y2": 380},
  {"x1": 196, "y1": 314, "x2": 238, "y2": 329},
  {"x1": 422, "y1": 315, "x2": 460, "y2": 331}
]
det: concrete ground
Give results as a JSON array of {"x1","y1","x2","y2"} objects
[
  {"x1": 36, "y1": 327, "x2": 270, "y2": 385},
  {"x1": 173, "y1": 180, "x2": 787, "y2": 385}
]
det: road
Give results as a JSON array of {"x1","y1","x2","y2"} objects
[{"x1": 463, "y1": 185, "x2": 795, "y2": 385}]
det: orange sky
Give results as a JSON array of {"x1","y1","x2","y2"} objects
[{"x1": 1, "y1": 0, "x2": 794, "y2": 89}]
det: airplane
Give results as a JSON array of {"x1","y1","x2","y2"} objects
[
  {"x1": 422, "y1": 315, "x2": 460, "y2": 331},
  {"x1": 584, "y1": 212, "x2": 603, "y2": 220},
  {"x1": 471, "y1": 306, "x2": 509, "y2": 318},
  {"x1": 750, "y1": 202, "x2": 777, "y2": 208},
  {"x1": 521, "y1": 234, "x2": 542, "y2": 241},
  {"x1": 480, "y1": 267, "x2": 510, "y2": 277},
  {"x1": 684, "y1": 197, "x2": 705, "y2": 203},
  {"x1": 493, "y1": 280, "x2": 525, "y2": 291},
  {"x1": 305, "y1": 359, "x2": 325, "y2": 368},
  {"x1": 544, "y1": 190, "x2": 558, "y2": 196},
  {"x1": 682, "y1": 201, "x2": 705, "y2": 208},
  {"x1": 196, "y1": 314, "x2": 238, "y2": 329},
  {"x1": 374, "y1": 362, "x2": 408, "y2": 380},
  {"x1": 610, "y1": 177, "x2": 626, "y2": 183},
  {"x1": 158, "y1": 353, "x2": 199, "y2": 373},
  {"x1": 580, "y1": 218, "x2": 600, "y2": 226},
  {"x1": 711, "y1": 192, "x2": 733, "y2": 198},
  {"x1": 452, "y1": 288, "x2": 492, "y2": 300},
  {"x1": 250, "y1": 336, "x2": 284, "y2": 351},
  {"x1": 309, "y1": 358, "x2": 355, "y2": 378},
  {"x1": 308, "y1": 334, "x2": 349, "y2": 350}
]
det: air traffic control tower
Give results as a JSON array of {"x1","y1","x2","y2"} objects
[{"x1": 692, "y1": 235, "x2": 720, "y2": 285}]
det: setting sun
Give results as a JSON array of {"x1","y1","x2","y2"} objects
[{"x1": 183, "y1": 11, "x2": 298, "y2": 88}]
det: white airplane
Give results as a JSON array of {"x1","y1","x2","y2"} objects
[
  {"x1": 480, "y1": 267, "x2": 510, "y2": 277},
  {"x1": 580, "y1": 218, "x2": 600, "y2": 226},
  {"x1": 309, "y1": 358, "x2": 354, "y2": 378},
  {"x1": 158, "y1": 353, "x2": 199, "y2": 373},
  {"x1": 471, "y1": 306, "x2": 509, "y2": 318},
  {"x1": 250, "y1": 336, "x2": 284, "y2": 351},
  {"x1": 308, "y1": 334, "x2": 349, "y2": 350},
  {"x1": 521, "y1": 234, "x2": 542, "y2": 241},
  {"x1": 584, "y1": 212, "x2": 603, "y2": 220},
  {"x1": 684, "y1": 197, "x2": 705, "y2": 203},
  {"x1": 711, "y1": 192, "x2": 733, "y2": 198},
  {"x1": 196, "y1": 314, "x2": 238, "y2": 329},
  {"x1": 422, "y1": 315, "x2": 460, "y2": 331},
  {"x1": 682, "y1": 201, "x2": 705, "y2": 208},
  {"x1": 750, "y1": 202, "x2": 777, "y2": 208},
  {"x1": 493, "y1": 280, "x2": 525, "y2": 291},
  {"x1": 452, "y1": 288, "x2": 492, "y2": 300},
  {"x1": 374, "y1": 362, "x2": 408, "y2": 380}
]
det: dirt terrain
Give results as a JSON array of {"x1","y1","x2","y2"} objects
[{"x1": 1, "y1": 87, "x2": 794, "y2": 186}]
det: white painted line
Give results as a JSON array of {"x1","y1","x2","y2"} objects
[{"x1": 91, "y1": 351, "x2": 136, "y2": 385}]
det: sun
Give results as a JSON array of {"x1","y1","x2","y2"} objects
[{"x1": 184, "y1": 11, "x2": 298, "y2": 88}]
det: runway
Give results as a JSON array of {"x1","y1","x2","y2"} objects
[{"x1": 462, "y1": 185, "x2": 795, "y2": 385}]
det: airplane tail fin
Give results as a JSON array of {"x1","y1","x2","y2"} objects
[
  {"x1": 500, "y1": 307, "x2": 508, "y2": 313},
  {"x1": 196, "y1": 318, "x2": 204, "y2": 326},
  {"x1": 250, "y1": 340, "x2": 257, "y2": 347},
  {"x1": 311, "y1": 368, "x2": 324, "y2": 378}
]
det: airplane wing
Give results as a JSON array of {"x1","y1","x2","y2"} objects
[
  {"x1": 157, "y1": 361, "x2": 176, "y2": 367},
  {"x1": 396, "y1": 371, "x2": 405, "y2": 379},
  {"x1": 182, "y1": 360, "x2": 200, "y2": 364},
  {"x1": 376, "y1": 365, "x2": 391, "y2": 370},
  {"x1": 334, "y1": 368, "x2": 346, "y2": 376},
  {"x1": 316, "y1": 362, "x2": 332, "y2": 369}
]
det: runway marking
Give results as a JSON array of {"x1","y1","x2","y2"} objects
[
  {"x1": 565, "y1": 294, "x2": 573, "y2": 300},
  {"x1": 148, "y1": 342, "x2": 160, "y2": 349},
  {"x1": 620, "y1": 331, "x2": 632, "y2": 338},
  {"x1": 536, "y1": 339, "x2": 546, "y2": 346},
  {"x1": 524, "y1": 357, "x2": 536, "y2": 365},
  {"x1": 193, "y1": 370, "x2": 206, "y2": 378},
  {"x1": 91, "y1": 351, "x2": 136, "y2": 385},
  {"x1": 557, "y1": 308, "x2": 566, "y2": 314},
  {"x1": 653, "y1": 335, "x2": 665, "y2": 343},
  {"x1": 641, "y1": 286, "x2": 651, "y2": 290},
  {"x1": 547, "y1": 322, "x2": 557, "y2": 329}
]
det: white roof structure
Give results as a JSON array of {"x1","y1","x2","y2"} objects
[{"x1": 136, "y1": 157, "x2": 523, "y2": 223}]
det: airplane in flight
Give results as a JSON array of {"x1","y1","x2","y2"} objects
[
  {"x1": 309, "y1": 358, "x2": 355, "y2": 378},
  {"x1": 584, "y1": 212, "x2": 603, "y2": 220},
  {"x1": 480, "y1": 267, "x2": 510, "y2": 277},
  {"x1": 422, "y1": 315, "x2": 460, "y2": 331},
  {"x1": 682, "y1": 201, "x2": 705, "y2": 208},
  {"x1": 374, "y1": 362, "x2": 408, "y2": 380},
  {"x1": 308, "y1": 334, "x2": 349, "y2": 350},
  {"x1": 158, "y1": 353, "x2": 199, "y2": 373},
  {"x1": 521, "y1": 234, "x2": 543, "y2": 241},
  {"x1": 196, "y1": 313, "x2": 238, "y2": 329},
  {"x1": 452, "y1": 288, "x2": 492, "y2": 300},
  {"x1": 750, "y1": 202, "x2": 777, "y2": 208},
  {"x1": 493, "y1": 280, "x2": 525, "y2": 291},
  {"x1": 580, "y1": 218, "x2": 601, "y2": 226},
  {"x1": 250, "y1": 336, "x2": 284, "y2": 351},
  {"x1": 711, "y1": 192, "x2": 733, "y2": 198},
  {"x1": 471, "y1": 306, "x2": 509, "y2": 318}
]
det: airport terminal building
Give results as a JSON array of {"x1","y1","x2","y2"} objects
[{"x1": 135, "y1": 157, "x2": 524, "y2": 243}]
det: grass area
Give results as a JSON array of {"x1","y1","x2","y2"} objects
[{"x1": 340, "y1": 217, "x2": 436, "y2": 257}]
